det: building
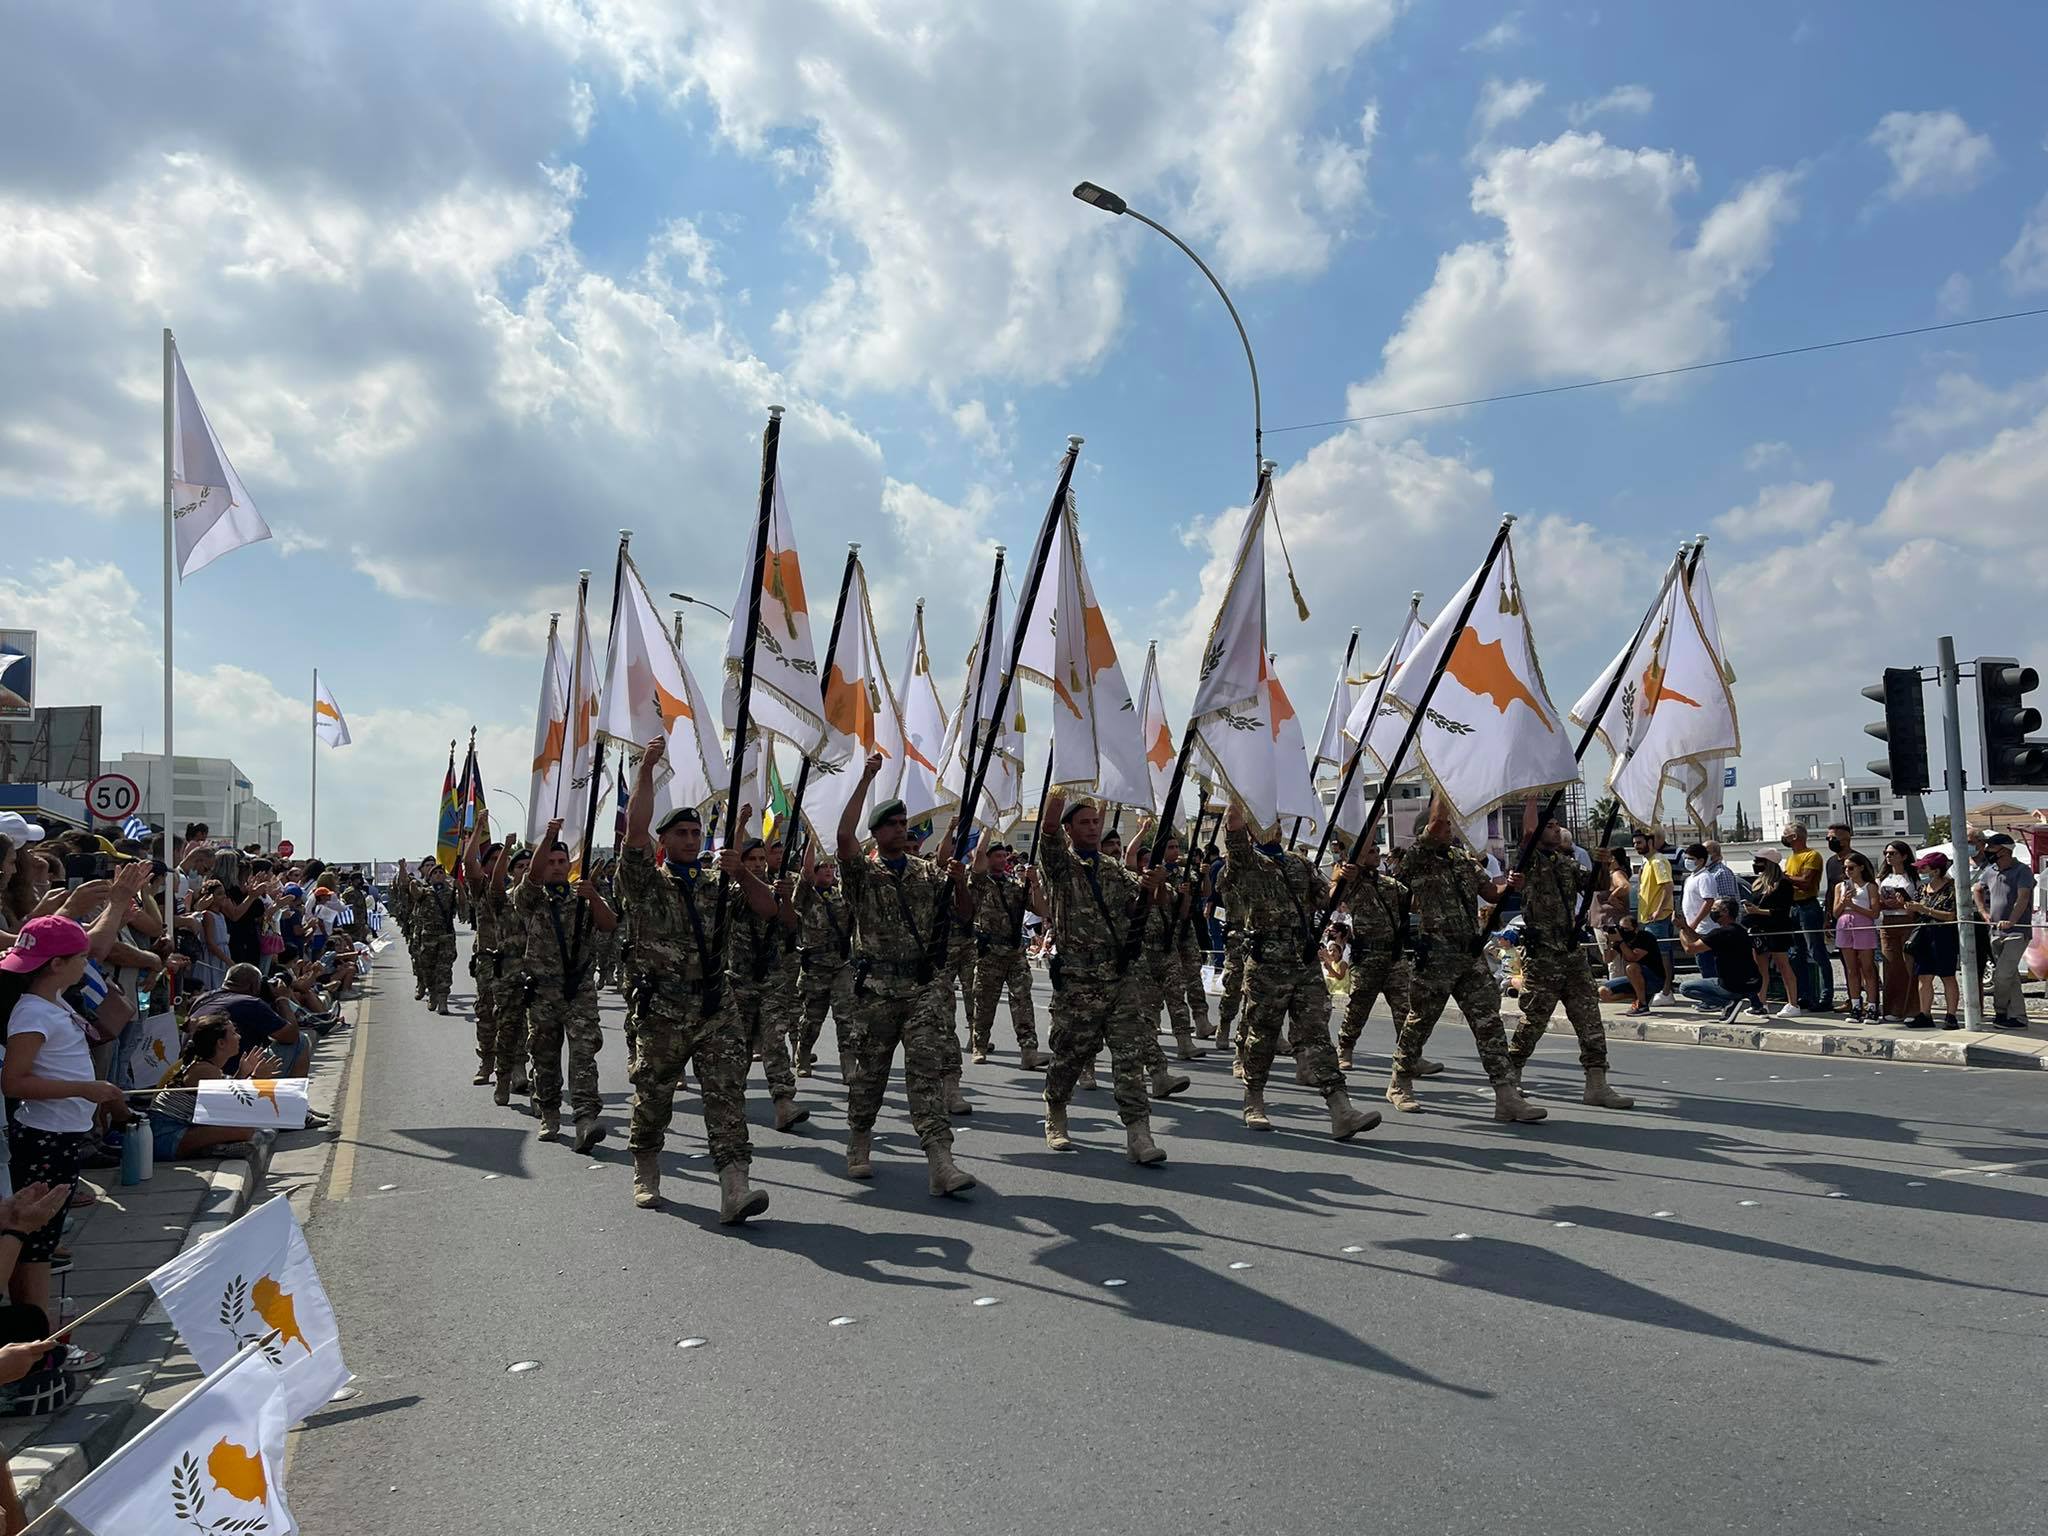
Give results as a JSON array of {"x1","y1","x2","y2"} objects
[
  {"x1": 109, "y1": 753, "x2": 282, "y2": 849},
  {"x1": 1759, "y1": 761, "x2": 1910, "y2": 844},
  {"x1": 1967, "y1": 800, "x2": 2048, "y2": 836}
]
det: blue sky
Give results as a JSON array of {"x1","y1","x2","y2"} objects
[{"x1": 4, "y1": 1, "x2": 2048, "y2": 856}]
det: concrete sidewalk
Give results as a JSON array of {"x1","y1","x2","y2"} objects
[{"x1": 4, "y1": 982, "x2": 364, "y2": 1521}]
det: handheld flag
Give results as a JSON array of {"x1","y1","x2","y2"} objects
[
  {"x1": 313, "y1": 679, "x2": 350, "y2": 749},
  {"x1": 51, "y1": 1340, "x2": 296, "y2": 1535},
  {"x1": 938, "y1": 573, "x2": 1024, "y2": 832},
  {"x1": 1189, "y1": 482, "x2": 1283, "y2": 838},
  {"x1": 145, "y1": 1196, "x2": 350, "y2": 1426},
  {"x1": 1136, "y1": 642, "x2": 1176, "y2": 818},
  {"x1": 1667, "y1": 546, "x2": 1736, "y2": 827},
  {"x1": 1331, "y1": 597, "x2": 1427, "y2": 838},
  {"x1": 185, "y1": 1078, "x2": 311, "y2": 1130},
  {"x1": 562, "y1": 580, "x2": 606, "y2": 875},
  {"x1": 126, "y1": 1011, "x2": 182, "y2": 1090},
  {"x1": 722, "y1": 463, "x2": 825, "y2": 754},
  {"x1": 170, "y1": 341, "x2": 272, "y2": 579},
  {"x1": 433, "y1": 744, "x2": 459, "y2": 871},
  {"x1": 1605, "y1": 554, "x2": 1739, "y2": 828},
  {"x1": 808, "y1": 556, "x2": 908, "y2": 840},
  {"x1": 596, "y1": 551, "x2": 724, "y2": 825},
  {"x1": 895, "y1": 600, "x2": 949, "y2": 824},
  {"x1": 526, "y1": 615, "x2": 569, "y2": 849}
]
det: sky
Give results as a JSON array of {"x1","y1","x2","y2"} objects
[{"x1": 5, "y1": 1, "x2": 2048, "y2": 858}]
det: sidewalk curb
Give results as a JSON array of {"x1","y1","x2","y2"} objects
[
  {"x1": 9, "y1": 985, "x2": 367, "y2": 1523},
  {"x1": 1604, "y1": 1013, "x2": 2047, "y2": 1069}
]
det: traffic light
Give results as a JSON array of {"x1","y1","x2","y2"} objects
[
  {"x1": 1976, "y1": 657, "x2": 2048, "y2": 788},
  {"x1": 1862, "y1": 668, "x2": 1929, "y2": 794}
]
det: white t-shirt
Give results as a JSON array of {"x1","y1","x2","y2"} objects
[
  {"x1": 7, "y1": 994, "x2": 99, "y2": 1133},
  {"x1": 1682, "y1": 868, "x2": 1720, "y2": 930}
]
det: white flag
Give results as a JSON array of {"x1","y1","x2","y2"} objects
[
  {"x1": 187, "y1": 1077, "x2": 310, "y2": 1129},
  {"x1": 1311, "y1": 635, "x2": 1361, "y2": 773},
  {"x1": 313, "y1": 677, "x2": 350, "y2": 749},
  {"x1": 893, "y1": 602, "x2": 950, "y2": 825},
  {"x1": 1136, "y1": 643, "x2": 1178, "y2": 817},
  {"x1": 170, "y1": 341, "x2": 272, "y2": 579},
  {"x1": 723, "y1": 467, "x2": 826, "y2": 754},
  {"x1": 54, "y1": 1340, "x2": 297, "y2": 1535},
  {"x1": 1190, "y1": 486, "x2": 1281, "y2": 836},
  {"x1": 1331, "y1": 600, "x2": 1428, "y2": 838},
  {"x1": 1607, "y1": 562, "x2": 1741, "y2": 828},
  {"x1": 125, "y1": 1011, "x2": 181, "y2": 1090},
  {"x1": 807, "y1": 558, "x2": 908, "y2": 842},
  {"x1": 597, "y1": 551, "x2": 724, "y2": 824},
  {"x1": 1016, "y1": 497, "x2": 1151, "y2": 810},
  {"x1": 1386, "y1": 530, "x2": 1579, "y2": 826},
  {"x1": 562, "y1": 586, "x2": 605, "y2": 875},
  {"x1": 146, "y1": 1196, "x2": 350, "y2": 1426},
  {"x1": 1668, "y1": 550, "x2": 1736, "y2": 827},
  {"x1": 939, "y1": 573, "x2": 1025, "y2": 831},
  {"x1": 1570, "y1": 551, "x2": 1685, "y2": 762},
  {"x1": 1269, "y1": 660, "x2": 1321, "y2": 837},
  {"x1": 526, "y1": 617, "x2": 570, "y2": 849}
]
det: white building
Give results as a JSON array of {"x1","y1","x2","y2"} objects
[
  {"x1": 1758, "y1": 761, "x2": 1911, "y2": 844},
  {"x1": 110, "y1": 753, "x2": 281, "y2": 849}
]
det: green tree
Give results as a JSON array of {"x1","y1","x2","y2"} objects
[
  {"x1": 1585, "y1": 794, "x2": 1620, "y2": 844},
  {"x1": 1927, "y1": 813, "x2": 1951, "y2": 845},
  {"x1": 1732, "y1": 801, "x2": 1751, "y2": 841}
]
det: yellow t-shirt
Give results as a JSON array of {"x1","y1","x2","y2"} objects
[
  {"x1": 1637, "y1": 855, "x2": 1672, "y2": 921},
  {"x1": 1783, "y1": 848, "x2": 1822, "y2": 900}
]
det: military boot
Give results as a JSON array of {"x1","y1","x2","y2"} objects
[
  {"x1": 1079, "y1": 1062, "x2": 1098, "y2": 1090},
  {"x1": 1019, "y1": 1044, "x2": 1050, "y2": 1071},
  {"x1": 493, "y1": 1075, "x2": 512, "y2": 1107},
  {"x1": 1149, "y1": 1064, "x2": 1191, "y2": 1099},
  {"x1": 536, "y1": 1108, "x2": 561, "y2": 1141},
  {"x1": 846, "y1": 1130, "x2": 874, "y2": 1180},
  {"x1": 1126, "y1": 1119, "x2": 1167, "y2": 1165},
  {"x1": 1493, "y1": 1082, "x2": 1548, "y2": 1123},
  {"x1": 1385, "y1": 1072, "x2": 1422, "y2": 1113},
  {"x1": 1337, "y1": 1037, "x2": 1357, "y2": 1071},
  {"x1": 942, "y1": 1073, "x2": 972, "y2": 1116},
  {"x1": 774, "y1": 1097, "x2": 811, "y2": 1132},
  {"x1": 1326, "y1": 1088, "x2": 1380, "y2": 1141},
  {"x1": 718, "y1": 1164, "x2": 770, "y2": 1224},
  {"x1": 1241, "y1": 1088, "x2": 1273, "y2": 1132},
  {"x1": 572, "y1": 1114, "x2": 607, "y2": 1154},
  {"x1": 511, "y1": 1071, "x2": 532, "y2": 1095},
  {"x1": 1214, "y1": 1017, "x2": 1235, "y2": 1051},
  {"x1": 472, "y1": 1061, "x2": 492, "y2": 1086},
  {"x1": 1582, "y1": 1070, "x2": 1634, "y2": 1109},
  {"x1": 1413, "y1": 1057, "x2": 1446, "y2": 1077},
  {"x1": 1043, "y1": 1100, "x2": 1075, "y2": 1151},
  {"x1": 1174, "y1": 1030, "x2": 1207, "y2": 1061},
  {"x1": 926, "y1": 1144, "x2": 976, "y2": 1197},
  {"x1": 972, "y1": 1043, "x2": 989, "y2": 1065},
  {"x1": 631, "y1": 1151, "x2": 662, "y2": 1209}
]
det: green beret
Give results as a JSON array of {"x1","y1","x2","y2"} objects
[{"x1": 868, "y1": 798, "x2": 908, "y2": 832}]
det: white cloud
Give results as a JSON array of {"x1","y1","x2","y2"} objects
[
  {"x1": 1567, "y1": 85, "x2": 1653, "y2": 127},
  {"x1": 1869, "y1": 109, "x2": 1994, "y2": 201},
  {"x1": 1889, "y1": 370, "x2": 2048, "y2": 443},
  {"x1": 1743, "y1": 440, "x2": 1792, "y2": 471},
  {"x1": 1714, "y1": 480, "x2": 1834, "y2": 541},
  {"x1": 1878, "y1": 401, "x2": 2048, "y2": 567},
  {"x1": 1936, "y1": 271, "x2": 1973, "y2": 318},
  {"x1": 1463, "y1": 13, "x2": 1523, "y2": 52},
  {"x1": 518, "y1": 0, "x2": 1402, "y2": 392},
  {"x1": 1349, "y1": 132, "x2": 1798, "y2": 420},
  {"x1": 1474, "y1": 78, "x2": 1545, "y2": 140},
  {"x1": 2005, "y1": 195, "x2": 2048, "y2": 292}
]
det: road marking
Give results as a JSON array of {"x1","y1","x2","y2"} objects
[
  {"x1": 1939, "y1": 1162, "x2": 2022, "y2": 1179},
  {"x1": 328, "y1": 993, "x2": 372, "y2": 1202}
]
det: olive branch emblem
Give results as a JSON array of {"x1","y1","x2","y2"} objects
[
  {"x1": 170, "y1": 1450, "x2": 271, "y2": 1534},
  {"x1": 1424, "y1": 708, "x2": 1475, "y2": 736},
  {"x1": 218, "y1": 1275, "x2": 286, "y2": 1366}
]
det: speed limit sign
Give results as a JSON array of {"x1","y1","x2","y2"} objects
[{"x1": 85, "y1": 773, "x2": 140, "y2": 824}]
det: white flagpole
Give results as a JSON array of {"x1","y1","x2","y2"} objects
[
  {"x1": 310, "y1": 666, "x2": 318, "y2": 859},
  {"x1": 161, "y1": 327, "x2": 176, "y2": 927}
]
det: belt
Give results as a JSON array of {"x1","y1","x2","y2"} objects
[{"x1": 859, "y1": 957, "x2": 929, "y2": 979}]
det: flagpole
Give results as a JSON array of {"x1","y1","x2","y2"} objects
[
  {"x1": 1030, "y1": 746, "x2": 1056, "y2": 856},
  {"x1": 1309, "y1": 594, "x2": 1422, "y2": 870},
  {"x1": 955, "y1": 437, "x2": 1083, "y2": 861},
  {"x1": 712, "y1": 407, "x2": 785, "y2": 987},
  {"x1": 161, "y1": 328, "x2": 176, "y2": 928},
  {"x1": 310, "y1": 667, "x2": 318, "y2": 860},
  {"x1": 779, "y1": 542, "x2": 860, "y2": 877},
  {"x1": 577, "y1": 533, "x2": 631, "y2": 877},
  {"x1": 1306, "y1": 517, "x2": 1516, "y2": 953},
  {"x1": 955, "y1": 546, "x2": 1008, "y2": 839},
  {"x1": 1289, "y1": 625, "x2": 1360, "y2": 850}
]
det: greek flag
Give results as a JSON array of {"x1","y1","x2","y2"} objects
[
  {"x1": 79, "y1": 959, "x2": 108, "y2": 1012},
  {"x1": 121, "y1": 815, "x2": 150, "y2": 841},
  {"x1": 333, "y1": 904, "x2": 355, "y2": 925}
]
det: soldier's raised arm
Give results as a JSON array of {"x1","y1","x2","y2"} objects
[{"x1": 839, "y1": 752, "x2": 883, "y2": 862}]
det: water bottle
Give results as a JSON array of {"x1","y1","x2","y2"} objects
[{"x1": 120, "y1": 1123, "x2": 153, "y2": 1185}]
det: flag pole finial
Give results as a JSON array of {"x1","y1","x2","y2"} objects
[
  {"x1": 848, "y1": 541, "x2": 860, "y2": 553},
  {"x1": 767, "y1": 403, "x2": 785, "y2": 420},
  {"x1": 1691, "y1": 533, "x2": 1708, "y2": 549},
  {"x1": 1499, "y1": 514, "x2": 1517, "y2": 527},
  {"x1": 619, "y1": 529, "x2": 632, "y2": 545},
  {"x1": 578, "y1": 568, "x2": 592, "y2": 580},
  {"x1": 1410, "y1": 590, "x2": 1424, "y2": 604},
  {"x1": 1067, "y1": 435, "x2": 1084, "y2": 450},
  {"x1": 915, "y1": 596, "x2": 925, "y2": 614}
]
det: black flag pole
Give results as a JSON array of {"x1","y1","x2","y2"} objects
[
  {"x1": 954, "y1": 545, "x2": 1007, "y2": 851},
  {"x1": 779, "y1": 542, "x2": 861, "y2": 878},
  {"x1": 711, "y1": 406, "x2": 785, "y2": 985},
  {"x1": 1289, "y1": 624, "x2": 1360, "y2": 850},
  {"x1": 576, "y1": 531, "x2": 632, "y2": 878},
  {"x1": 1305, "y1": 516, "x2": 1516, "y2": 955},
  {"x1": 1030, "y1": 746, "x2": 1056, "y2": 856},
  {"x1": 1309, "y1": 595, "x2": 1421, "y2": 871}
]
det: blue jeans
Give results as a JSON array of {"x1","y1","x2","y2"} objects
[
  {"x1": 1680, "y1": 977, "x2": 1758, "y2": 1011},
  {"x1": 1788, "y1": 899, "x2": 1831, "y2": 1009}
]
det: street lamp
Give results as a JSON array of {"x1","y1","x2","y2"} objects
[
  {"x1": 669, "y1": 592, "x2": 732, "y2": 621},
  {"x1": 488, "y1": 788, "x2": 527, "y2": 839},
  {"x1": 1072, "y1": 179, "x2": 1263, "y2": 488}
]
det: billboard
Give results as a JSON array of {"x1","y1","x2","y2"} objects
[{"x1": 0, "y1": 630, "x2": 31, "y2": 719}]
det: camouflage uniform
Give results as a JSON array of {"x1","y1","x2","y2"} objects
[
  {"x1": 471, "y1": 883, "x2": 502, "y2": 1069},
  {"x1": 1335, "y1": 866, "x2": 1413, "y2": 1058},
  {"x1": 616, "y1": 846, "x2": 752, "y2": 1168},
  {"x1": 1510, "y1": 844, "x2": 1609, "y2": 1072},
  {"x1": 482, "y1": 885, "x2": 528, "y2": 1085},
  {"x1": 413, "y1": 881, "x2": 459, "y2": 1009},
  {"x1": 588, "y1": 866, "x2": 622, "y2": 991},
  {"x1": 838, "y1": 851, "x2": 960, "y2": 1152},
  {"x1": 1223, "y1": 824, "x2": 1344, "y2": 1096},
  {"x1": 1038, "y1": 819, "x2": 1154, "y2": 1127},
  {"x1": 728, "y1": 902, "x2": 800, "y2": 1108},
  {"x1": 795, "y1": 881, "x2": 856, "y2": 1077},
  {"x1": 1217, "y1": 873, "x2": 1251, "y2": 1038},
  {"x1": 511, "y1": 876, "x2": 605, "y2": 1121},
  {"x1": 940, "y1": 910, "x2": 976, "y2": 1060},
  {"x1": 968, "y1": 870, "x2": 1038, "y2": 1057},
  {"x1": 1172, "y1": 870, "x2": 1215, "y2": 1037},
  {"x1": 1394, "y1": 840, "x2": 1513, "y2": 1084}
]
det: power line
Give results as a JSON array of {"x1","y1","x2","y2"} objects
[{"x1": 1262, "y1": 306, "x2": 2048, "y2": 437}]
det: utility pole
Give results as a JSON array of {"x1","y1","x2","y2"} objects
[{"x1": 1937, "y1": 637, "x2": 1983, "y2": 1029}]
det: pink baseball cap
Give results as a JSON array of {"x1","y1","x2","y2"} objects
[{"x1": 0, "y1": 916, "x2": 90, "y2": 973}]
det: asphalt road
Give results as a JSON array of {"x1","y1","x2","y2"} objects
[{"x1": 288, "y1": 935, "x2": 2048, "y2": 1535}]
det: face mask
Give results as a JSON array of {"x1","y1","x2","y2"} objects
[
  {"x1": 1826, "y1": 836, "x2": 1843, "y2": 852},
  {"x1": 1780, "y1": 836, "x2": 1796, "y2": 848}
]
